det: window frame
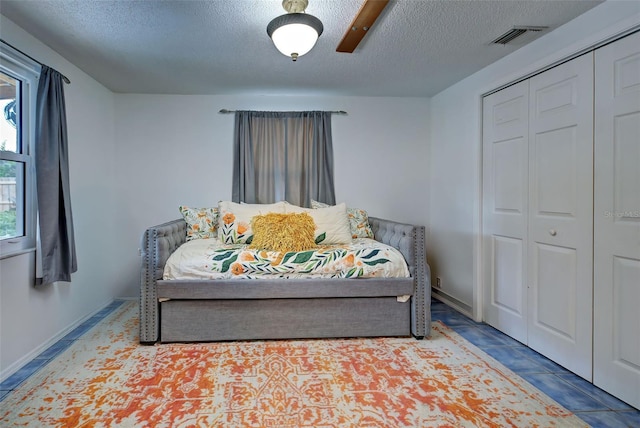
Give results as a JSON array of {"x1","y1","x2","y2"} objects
[{"x1": 0, "y1": 42, "x2": 39, "y2": 258}]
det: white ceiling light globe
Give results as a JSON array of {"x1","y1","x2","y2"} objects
[
  {"x1": 271, "y1": 23, "x2": 319, "y2": 59},
  {"x1": 267, "y1": 10, "x2": 324, "y2": 62}
]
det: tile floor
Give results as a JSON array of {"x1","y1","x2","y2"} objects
[
  {"x1": 431, "y1": 298, "x2": 640, "y2": 428},
  {"x1": 1, "y1": 298, "x2": 639, "y2": 427}
]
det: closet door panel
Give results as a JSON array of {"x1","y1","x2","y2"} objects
[
  {"x1": 534, "y1": 127, "x2": 577, "y2": 217},
  {"x1": 612, "y1": 257, "x2": 640, "y2": 367},
  {"x1": 482, "y1": 81, "x2": 529, "y2": 343},
  {"x1": 532, "y1": 243, "x2": 577, "y2": 338},
  {"x1": 594, "y1": 30, "x2": 640, "y2": 409},
  {"x1": 613, "y1": 113, "x2": 640, "y2": 219},
  {"x1": 491, "y1": 236, "x2": 524, "y2": 315},
  {"x1": 527, "y1": 53, "x2": 594, "y2": 380}
]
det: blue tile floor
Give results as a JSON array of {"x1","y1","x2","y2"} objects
[
  {"x1": 431, "y1": 298, "x2": 640, "y2": 428},
  {"x1": 1, "y1": 298, "x2": 638, "y2": 427}
]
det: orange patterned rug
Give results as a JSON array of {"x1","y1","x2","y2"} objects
[{"x1": 0, "y1": 301, "x2": 587, "y2": 427}]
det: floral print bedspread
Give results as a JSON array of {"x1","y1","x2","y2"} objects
[{"x1": 163, "y1": 238, "x2": 410, "y2": 280}]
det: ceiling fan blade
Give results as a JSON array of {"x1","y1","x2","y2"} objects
[{"x1": 336, "y1": 0, "x2": 390, "y2": 53}]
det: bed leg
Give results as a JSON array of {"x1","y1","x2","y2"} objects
[{"x1": 413, "y1": 335, "x2": 424, "y2": 340}]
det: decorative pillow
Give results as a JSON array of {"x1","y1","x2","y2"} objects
[
  {"x1": 284, "y1": 202, "x2": 352, "y2": 245},
  {"x1": 217, "y1": 201, "x2": 287, "y2": 244},
  {"x1": 249, "y1": 212, "x2": 317, "y2": 253},
  {"x1": 311, "y1": 200, "x2": 374, "y2": 239},
  {"x1": 178, "y1": 206, "x2": 219, "y2": 241}
]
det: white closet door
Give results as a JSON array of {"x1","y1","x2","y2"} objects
[
  {"x1": 527, "y1": 53, "x2": 594, "y2": 380},
  {"x1": 482, "y1": 81, "x2": 529, "y2": 343},
  {"x1": 593, "y1": 31, "x2": 640, "y2": 409}
]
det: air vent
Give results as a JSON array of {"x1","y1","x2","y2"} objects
[{"x1": 491, "y1": 26, "x2": 548, "y2": 45}]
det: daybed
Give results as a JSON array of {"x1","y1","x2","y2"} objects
[{"x1": 139, "y1": 203, "x2": 431, "y2": 344}]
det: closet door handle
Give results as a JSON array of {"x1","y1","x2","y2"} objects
[{"x1": 549, "y1": 229, "x2": 557, "y2": 236}]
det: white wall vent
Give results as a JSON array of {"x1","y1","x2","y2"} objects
[{"x1": 491, "y1": 26, "x2": 548, "y2": 45}]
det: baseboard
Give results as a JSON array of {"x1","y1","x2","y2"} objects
[
  {"x1": 431, "y1": 288, "x2": 473, "y2": 319},
  {"x1": 0, "y1": 298, "x2": 125, "y2": 383}
]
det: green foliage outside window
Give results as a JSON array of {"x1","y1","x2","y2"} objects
[
  {"x1": 0, "y1": 142, "x2": 17, "y2": 238},
  {"x1": 0, "y1": 159, "x2": 17, "y2": 177},
  {"x1": 0, "y1": 210, "x2": 16, "y2": 238}
]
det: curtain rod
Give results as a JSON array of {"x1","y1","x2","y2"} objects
[
  {"x1": 0, "y1": 38, "x2": 71, "y2": 84},
  {"x1": 219, "y1": 109, "x2": 347, "y2": 115}
]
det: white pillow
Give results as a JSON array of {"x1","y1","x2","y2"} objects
[
  {"x1": 311, "y1": 200, "x2": 374, "y2": 239},
  {"x1": 284, "y1": 202, "x2": 352, "y2": 245},
  {"x1": 218, "y1": 201, "x2": 286, "y2": 244}
]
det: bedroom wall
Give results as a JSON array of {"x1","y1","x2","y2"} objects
[
  {"x1": 428, "y1": 0, "x2": 640, "y2": 318},
  {"x1": 0, "y1": 16, "x2": 120, "y2": 380},
  {"x1": 112, "y1": 95, "x2": 430, "y2": 297}
]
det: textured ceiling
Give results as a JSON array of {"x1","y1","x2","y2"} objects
[{"x1": 0, "y1": 0, "x2": 603, "y2": 97}]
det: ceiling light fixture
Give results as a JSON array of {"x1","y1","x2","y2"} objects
[{"x1": 267, "y1": 0, "x2": 323, "y2": 62}]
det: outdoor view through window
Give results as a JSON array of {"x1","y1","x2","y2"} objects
[{"x1": 0, "y1": 71, "x2": 23, "y2": 241}]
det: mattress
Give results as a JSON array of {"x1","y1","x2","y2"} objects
[{"x1": 163, "y1": 238, "x2": 410, "y2": 280}]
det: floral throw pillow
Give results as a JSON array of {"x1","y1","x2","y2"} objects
[
  {"x1": 311, "y1": 200, "x2": 374, "y2": 239},
  {"x1": 178, "y1": 206, "x2": 219, "y2": 241},
  {"x1": 217, "y1": 201, "x2": 287, "y2": 244}
]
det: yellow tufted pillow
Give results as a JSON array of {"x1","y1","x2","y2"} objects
[{"x1": 249, "y1": 213, "x2": 317, "y2": 253}]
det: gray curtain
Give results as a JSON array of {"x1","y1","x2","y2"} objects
[
  {"x1": 232, "y1": 110, "x2": 336, "y2": 207},
  {"x1": 35, "y1": 65, "x2": 77, "y2": 285}
]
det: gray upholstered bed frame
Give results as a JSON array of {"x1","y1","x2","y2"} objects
[{"x1": 139, "y1": 217, "x2": 431, "y2": 344}]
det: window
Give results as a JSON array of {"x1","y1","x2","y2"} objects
[
  {"x1": 0, "y1": 44, "x2": 38, "y2": 257},
  {"x1": 232, "y1": 110, "x2": 336, "y2": 207}
]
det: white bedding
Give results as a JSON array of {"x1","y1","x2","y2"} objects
[{"x1": 163, "y1": 238, "x2": 410, "y2": 280}]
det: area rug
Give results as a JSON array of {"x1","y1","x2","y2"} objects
[{"x1": 0, "y1": 301, "x2": 587, "y2": 427}]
